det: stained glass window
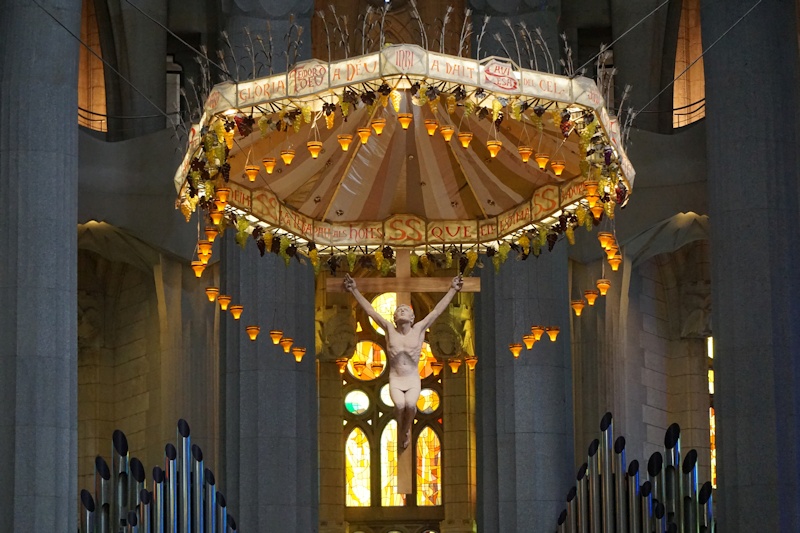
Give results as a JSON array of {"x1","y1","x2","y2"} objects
[
  {"x1": 369, "y1": 293, "x2": 398, "y2": 335},
  {"x1": 416, "y1": 426, "x2": 442, "y2": 506},
  {"x1": 345, "y1": 390, "x2": 370, "y2": 415},
  {"x1": 381, "y1": 420, "x2": 404, "y2": 506},
  {"x1": 346, "y1": 427, "x2": 371, "y2": 506},
  {"x1": 348, "y1": 341, "x2": 387, "y2": 381},
  {"x1": 707, "y1": 336, "x2": 716, "y2": 488},
  {"x1": 417, "y1": 389, "x2": 440, "y2": 414}
]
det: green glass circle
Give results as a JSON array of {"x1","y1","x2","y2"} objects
[{"x1": 344, "y1": 390, "x2": 370, "y2": 415}]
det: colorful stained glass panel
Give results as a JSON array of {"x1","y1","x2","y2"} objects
[
  {"x1": 416, "y1": 426, "x2": 442, "y2": 506},
  {"x1": 380, "y1": 420, "x2": 404, "y2": 506},
  {"x1": 345, "y1": 427, "x2": 371, "y2": 506},
  {"x1": 344, "y1": 390, "x2": 370, "y2": 415},
  {"x1": 417, "y1": 389, "x2": 440, "y2": 414}
]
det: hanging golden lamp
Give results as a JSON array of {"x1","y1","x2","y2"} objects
[
  {"x1": 292, "y1": 346, "x2": 306, "y2": 363},
  {"x1": 337, "y1": 134, "x2": 353, "y2": 151},
  {"x1": 280, "y1": 149, "x2": 296, "y2": 165},
  {"x1": 586, "y1": 194, "x2": 600, "y2": 208},
  {"x1": 591, "y1": 205, "x2": 605, "y2": 220},
  {"x1": 199, "y1": 251, "x2": 211, "y2": 265},
  {"x1": 608, "y1": 254, "x2": 622, "y2": 272},
  {"x1": 596, "y1": 278, "x2": 611, "y2": 296},
  {"x1": 584, "y1": 289, "x2": 600, "y2": 306},
  {"x1": 605, "y1": 245, "x2": 619, "y2": 260},
  {"x1": 335, "y1": 358, "x2": 349, "y2": 374},
  {"x1": 424, "y1": 119, "x2": 439, "y2": 136},
  {"x1": 191, "y1": 261, "x2": 205, "y2": 278},
  {"x1": 204, "y1": 227, "x2": 219, "y2": 243},
  {"x1": 598, "y1": 232, "x2": 614, "y2": 250},
  {"x1": 550, "y1": 160, "x2": 566, "y2": 176},
  {"x1": 486, "y1": 139, "x2": 503, "y2": 158},
  {"x1": 439, "y1": 125, "x2": 455, "y2": 142},
  {"x1": 546, "y1": 326, "x2": 560, "y2": 342},
  {"x1": 307, "y1": 140, "x2": 323, "y2": 159},
  {"x1": 198, "y1": 240, "x2": 212, "y2": 256},
  {"x1": 205, "y1": 287, "x2": 220, "y2": 302},
  {"x1": 269, "y1": 329, "x2": 283, "y2": 344},
  {"x1": 210, "y1": 209, "x2": 224, "y2": 225},
  {"x1": 262, "y1": 157, "x2": 277, "y2": 174},
  {"x1": 214, "y1": 200, "x2": 227, "y2": 212},
  {"x1": 571, "y1": 299, "x2": 585, "y2": 317},
  {"x1": 448, "y1": 358, "x2": 462, "y2": 373},
  {"x1": 353, "y1": 360, "x2": 366, "y2": 376},
  {"x1": 371, "y1": 117, "x2": 387, "y2": 135},
  {"x1": 244, "y1": 165, "x2": 259, "y2": 182},
  {"x1": 457, "y1": 131, "x2": 473, "y2": 148},
  {"x1": 280, "y1": 337, "x2": 294, "y2": 353},
  {"x1": 531, "y1": 325, "x2": 546, "y2": 341},
  {"x1": 431, "y1": 361, "x2": 444, "y2": 376},
  {"x1": 229, "y1": 305, "x2": 244, "y2": 320},
  {"x1": 357, "y1": 128, "x2": 371, "y2": 144},
  {"x1": 397, "y1": 113, "x2": 413, "y2": 129},
  {"x1": 217, "y1": 187, "x2": 231, "y2": 203},
  {"x1": 509, "y1": 343, "x2": 523, "y2": 358},
  {"x1": 517, "y1": 145, "x2": 534, "y2": 163},
  {"x1": 217, "y1": 295, "x2": 232, "y2": 310},
  {"x1": 583, "y1": 180, "x2": 599, "y2": 196},
  {"x1": 522, "y1": 334, "x2": 536, "y2": 349},
  {"x1": 246, "y1": 325, "x2": 260, "y2": 341},
  {"x1": 465, "y1": 355, "x2": 478, "y2": 370},
  {"x1": 534, "y1": 153, "x2": 550, "y2": 170}
]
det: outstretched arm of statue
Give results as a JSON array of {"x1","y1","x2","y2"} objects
[
  {"x1": 416, "y1": 274, "x2": 463, "y2": 331},
  {"x1": 343, "y1": 274, "x2": 392, "y2": 331}
]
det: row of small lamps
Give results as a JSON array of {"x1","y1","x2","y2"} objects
[
  {"x1": 187, "y1": 190, "x2": 307, "y2": 363},
  {"x1": 240, "y1": 112, "x2": 567, "y2": 182},
  {"x1": 570, "y1": 231, "x2": 622, "y2": 317},
  {"x1": 333, "y1": 354, "x2": 478, "y2": 376},
  {"x1": 509, "y1": 324, "x2": 560, "y2": 358}
]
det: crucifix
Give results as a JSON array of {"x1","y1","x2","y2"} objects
[{"x1": 327, "y1": 249, "x2": 480, "y2": 494}]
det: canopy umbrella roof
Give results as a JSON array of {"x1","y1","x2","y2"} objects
[{"x1": 175, "y1": 44, "x2": 634, "y2": 256}]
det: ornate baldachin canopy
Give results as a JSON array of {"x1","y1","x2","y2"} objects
[{"x1": 175, "y1": 44, "x2": 634, "y2": 271}]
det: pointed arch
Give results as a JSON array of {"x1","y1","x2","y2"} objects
[
  {"x1": 346, "y1": 426, "x2": 372, "y2": 506},
  {"x1": 415, "y1": 426, "x2": 442, "y2": 506}
]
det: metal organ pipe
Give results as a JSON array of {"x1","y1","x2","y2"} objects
[
  {"x1": 177, "y1": 420, "x2": 191, "y2": 533},
  {"x1": 599, "y1": 413, "x2": 614, "y2": 533},
  {"x1": 95, "y1": 456, "x2": 112, "y2": 533},
  {"x1": 627, "y1": 460, "x2": 641, "y2": 533},
  {"x1": 614, "y1": 436, "x2": 628, "y2": 533},
  {"x1": 165, "y1": 443, "x2": 178, "y2": 533}
]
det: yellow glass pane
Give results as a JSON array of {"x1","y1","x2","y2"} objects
[
  {"x1": 381, "y1": 420, "x2": 404, "y2": 506},
  {"x1": 417, "y1": 389, "x2": 440, "y2": 414},
  {"x1": 345, "y1": 427, "x2": 371, "y2": 506},
  {"x1": 416, "y1": 426, "x2": 442, "y2": 506},
  {"x1": 348, "y1": 341, "x2": 387, "y2": 381},
  {"x1": 369, "y1": 293, "x2": 398, "y2": 335},
  {"x1": 708, "y1": 369, "x2": 714, "y2": 395},
  {"x1": 418, "y1": 342, "x2": 435, "y2": 379}
]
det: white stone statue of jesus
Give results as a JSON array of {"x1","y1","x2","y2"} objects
[{"x1": 344, "y1": 273, "x2": 463, "y2": 449}]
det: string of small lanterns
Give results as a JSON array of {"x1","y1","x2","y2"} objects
[{"x1": 189, "y1": 191, "x2": 307, "y2": 362}]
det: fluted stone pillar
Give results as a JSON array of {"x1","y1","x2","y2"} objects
[
  {"x1": 701, "y1": 1, "x2": 800, "y2": 531},
  {"x1": 476, "y1": 247, "x2": 574, "y2": 532},
  {"x1": 0, "y1": 0, "x2": 81, "y2": 530},
  {"x1": 221, "y1": 239, "x2": 317, "y2": 531}
]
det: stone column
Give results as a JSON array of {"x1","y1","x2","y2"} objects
[
  {"x1": 701, "y1": 1, "x2": 800, "y2": 531},
  {"x1": 0, "y1": 0, "x2": 81, "y2": 530},
  {"x1": 476, "y1": 247, "x2": 574, "y2": 532},
  {"x1": 220, "y1": 238, "x2": 318, "y2": 531}
]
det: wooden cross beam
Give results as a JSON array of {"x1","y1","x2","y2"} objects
[{"x1": 329, "y1": 250, "x2": 480, "y2": 495}]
